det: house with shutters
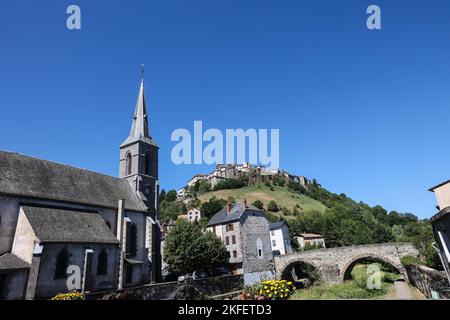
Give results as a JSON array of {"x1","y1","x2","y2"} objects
[
  {"x1": 0, "y1": 74, "x2": 161, "y2": 299},
  {"x1": 206, "y1": 201, "x2": 274, "y2": 285}
]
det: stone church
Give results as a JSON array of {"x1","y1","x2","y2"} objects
[{"x1": 0, "y1": 77, "x2": 161, "y2": 299}]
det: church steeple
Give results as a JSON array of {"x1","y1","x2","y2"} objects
[
  {"x1": 119, "y1": 67, "x2": 159, "y2": 207},
  {"x1": 120, "y1": 65, "x2": 157, "y2": 148}
]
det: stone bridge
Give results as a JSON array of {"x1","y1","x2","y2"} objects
[{"x1": 274, "y1": 243, "x2": 419, "y2": 283}]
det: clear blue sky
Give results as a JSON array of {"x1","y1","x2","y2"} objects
[{"x1": 1, "y1": 0, "x2": 449, "y2": 218}]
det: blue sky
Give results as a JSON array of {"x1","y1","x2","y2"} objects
[{"x1": 1, "y1": 0, "x2": 450, "y2": 218}]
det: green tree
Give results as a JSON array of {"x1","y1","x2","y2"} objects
[
  {"x1": 166, "y1": 190, "x2": 177, "y2": 202},
  {"x1": 267, "y1": 200, "x2": 279, "y2": 212},
  {"x1": 200, "y1": 196, "x2": 227, "y2": 219},
  {"x1": 163, "y1": 219, "x2": 227, "y2": 274},
  {"x1": 252, "y1": 200, "x2": 264, "y2": 210},
  {"x1": 159, "y1": 189, "x2": 166, "y2": 202}
]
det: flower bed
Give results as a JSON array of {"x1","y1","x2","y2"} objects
[{"x1": 245, "y1": 280, "x2": 295, "y2": 300}]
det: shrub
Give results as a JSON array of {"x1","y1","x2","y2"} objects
[
  {"x1": 50, "y1": 292, "x2": 85, "y2": 300},
  {"x1": 400, "y1": 255, "x2": 424, "y2": 266},
  {"x1": 214, "y1": 179, "x2": 246, "y2": 191},
  {"x1": 267, "y1": 200, "x2": 279, "y2": 212},
  {"x1": 252, "y1": 200, "x2": 264, "y2": 210}
]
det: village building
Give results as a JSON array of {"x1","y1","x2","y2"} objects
[
  {"x1": 0, "y1": 76, "x2": 161, "y2": 299},
  {"x1": 177, "y1": 163, "x2": 308, "y2": 199},
  {"x1": 206, "y1": 201, "x2": 274, "y2": 285},
  {"x1": 269, "y1": 221, "x2": 293, "y2": 256},
  {"x1": 296, "y1": 233, "x2": 326, "y2": 250},
  {"x1": 186, "y1": 208, "x2": 204, "y2": 223},
  {"x1": 429, "y1": 180, "x2": 450, "y2": 282}
]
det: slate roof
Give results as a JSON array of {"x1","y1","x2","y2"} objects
[
  {"x1": 0, "y1": 150, "x2": 147, "y2": 212},
  {"x1": 429, "y1": 180, "x2": 450, "y2": 192},
  {"x1": 206, "y1": 202, "x2": 264, "y2": 227},
  {"x1": 21, "y1": 206, "x2": 120, "y2": 244},
  {"x1": 0, "y1": 253, "x2": 30, "y2": 271},
  {"x1": 269, "y1": 221, "x2": 286, "y2": 230}
]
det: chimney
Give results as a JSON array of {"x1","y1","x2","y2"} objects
[{"x1": 227, "y1": 202, "x2": 233, "y2": 214}]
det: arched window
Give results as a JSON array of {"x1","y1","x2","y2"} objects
[
  {"x1": 125, "y1": 152, "x2": 132, "y2": 175},
  {"x1": 144, "y1": 153, "x2": 150, "y2": 175},
  {"x1": 54, "y1": 249, "x2": 69, "y2": 279},
  {"x1": 97, "y1": 249, "x2": 108, "y2": 275},
  {"x1": 126, "y1": 222, "x2": 138, "y2": 257},
  {"x1": 256, "y1": 238, "x2": 263, "y2": 259}
]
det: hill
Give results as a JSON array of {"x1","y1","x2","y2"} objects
[{"x1": 198, "y1": 185, "x2": 327, "y2": 220}]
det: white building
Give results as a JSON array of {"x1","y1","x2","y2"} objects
[
  {"x1": 187, "y1": 208, "x2": 204, "y2": 223},
  {"x1": 269, "y1": 221, "x2": 293, "y2": 256}
]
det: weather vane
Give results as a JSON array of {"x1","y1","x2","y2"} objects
[{"x1": 141, "y1": 64, "x2": 144, "y2": 81}]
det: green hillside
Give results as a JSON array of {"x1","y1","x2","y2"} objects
[{"x1": 198, "y1": 185, "x2": 327, "y2": 219}]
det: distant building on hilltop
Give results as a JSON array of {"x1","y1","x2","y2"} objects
[
  {"x1": 206, "y1": 201, "x2": 274, "y2": 284},
  {"x1": 177, "y1": 163, "x2": 309, "y2": 200},
  {"x1": 269, "y1": 221, "x2": 293, "y2": 256}
]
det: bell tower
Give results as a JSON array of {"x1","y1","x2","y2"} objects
[{"x1": 119, "y1": 67, "x2": 159, "y2": 212}]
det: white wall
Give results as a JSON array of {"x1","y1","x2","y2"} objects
[
  {"x1": 433, "y1": 183, "x2": 450, "y2": 210},
  {"x1": 270, "y1": 229, "x2": 286, "y2": 255}
]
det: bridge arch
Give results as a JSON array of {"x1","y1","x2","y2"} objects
[
  {"x1": 274, "y1": 243, "x2": 418, "y2": 284},
  {"x1": 280, "y1": 260, "x2": 321, "y2": 288},
  {"x1": 340, "y1": 253, "x2": 405, "y2": 281}
]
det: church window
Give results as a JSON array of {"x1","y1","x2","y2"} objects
[
  {"x1": 126, "y1": 152, "x2": 132, "y2": 175},
  {"x1": 55, "y1": 249, "x2": 69, "y2": 279},
  {"x1": 97, "y1": 249, "x2": 108, "y2": 275},
  {"x1": 126, "y1": 222, "x2": 138, "y2": 257},
  {"x1": 105, "y1": 221, "x2": 111, "y2": 229}
]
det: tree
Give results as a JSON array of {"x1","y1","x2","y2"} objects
[
  {"x1": 163, "y1": 219, "x2": 227, "y2": 274},
  {"x1": 200, "y1": 196, "x2": 227, "y2": 219},
  {"x1": 267, "y1": 200, "x2": 279, "y2": 212},
  {"x1": 159, "y1": 189, "x2": 166, "y2": 202},
  {"x1": 252, "y1": 200, "x2": 264, "y2": 210},
  {"x1": 166, "y1": 190, "x2": 177, "y2": 202}
]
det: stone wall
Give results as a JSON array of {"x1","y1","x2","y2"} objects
[
  {"x1": 89, "y1": 274, "x2": 244, "y2": 300},
  {"x1": 406, "y1": 264, "x2": 450, "y2": 299}
]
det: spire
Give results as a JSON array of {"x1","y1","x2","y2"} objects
[{"x1": 120, "y1": 66, "x2": 157, "y2": 147}]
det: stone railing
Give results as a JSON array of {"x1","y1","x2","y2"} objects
[{"x1": 405, "y1": 264, "x2": 450, "y2": 299}]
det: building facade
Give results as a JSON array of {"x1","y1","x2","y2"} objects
[
  {"x1": 0, "y1": 77, "x2": 160, "y2": 299},
  {"x1": 296, "y1": 233, "x2": 326, "y2": 250},
  {"x1": 429, "y1": 180, "x2": 450, "y2": 284},
  {"x1": 269, "y1": 221, "x2": 293, "y2": 256},
  {"x1": 206, "y1": 201, "x2": 274, "y2": 284}
]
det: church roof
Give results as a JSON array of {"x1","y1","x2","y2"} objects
[
  {"x1": 21, "y1": 206, "x2": 120, "y2": 244},
  {"x1": 120, "y1": 79, "x2": 158, "y2": 148},
  {"x1": 206, "y1": 202, "x2": 264, "y2": 227},
  {"x1": 0, "y1": 150, "x2": 147, "y2": 212},
  {"x1": 0, "y1": 253, "x2": 30, "y2": 271}
]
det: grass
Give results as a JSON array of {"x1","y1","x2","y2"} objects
[
  {"x1": 290, "y1": 264, "x2": 401, "y2": 300},
  {"x1": 198, "y1": 185, "x2": 327, "y2": 219}
]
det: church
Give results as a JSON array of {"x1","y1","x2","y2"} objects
[{"x1": 0, "y1": 76, "x2": 161, "y2": 299}]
